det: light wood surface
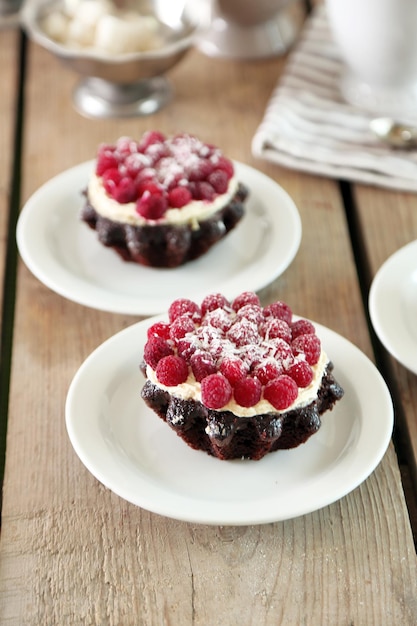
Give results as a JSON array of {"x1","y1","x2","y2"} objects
[
  {"x1": 0, "y1": 27, "x2": 19, "y2": 483},
  {"x1": 354, "y1": 186, "x2": 417, "y2": 488},
  {"x1": 0, "y1": 28, "x2": 18, "y2": 333},
  {"x1": 0, "y1": 28, "x2": 416, "y2": 625}
]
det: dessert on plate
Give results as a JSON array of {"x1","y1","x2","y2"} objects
[
  {"x1": 81, "y1": 131, "x2": 248, "y2": 267},
  {"x1": 141, "y1": 291, "x2": 344, "y2": 460}
]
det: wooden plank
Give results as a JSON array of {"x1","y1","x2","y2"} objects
[
  {"x1": 353, "y1": 184, "x2": 417, "y2": 485},
  {"x1": 0, "y1": 28, "x2": 19, "y2": 339},
  {"x1": 0, "y1": 27, "x2": 20, "y2": 483},
  {"x1": 0, "y1": 40, "x2": 416, "y2": 624}
]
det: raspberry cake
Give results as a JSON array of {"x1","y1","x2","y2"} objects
[
  {"x1": 141, "y1": 292, "x2": 344, "y2": 461},
  {"x1": 81, "y1": 131, "x2": 248, "y2": 268}
]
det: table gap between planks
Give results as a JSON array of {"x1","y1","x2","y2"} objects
[{"x1": 0, "y1": 31, "x2": 416, "y2": 625}]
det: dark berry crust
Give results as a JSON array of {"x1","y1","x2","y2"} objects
[
  {"x1": 141, "y1": 363, "x2": 344, "y2": 461},
  {"x1": 80, "y1": 183, "x2": 248, "y2": 268}
]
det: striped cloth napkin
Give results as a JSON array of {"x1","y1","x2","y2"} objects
[{"x1": 252, "y1": 6, "x2": 417, "y2": 193}]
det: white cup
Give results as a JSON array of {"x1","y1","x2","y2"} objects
[
  {"x1": 195, "y1": 0, "x2": 305, "y2": 59},
  {"x1": 326, "y1": 0, "x2": 417, "y2": 117}
]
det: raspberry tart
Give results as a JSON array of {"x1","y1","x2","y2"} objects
[
  {"x1": 81, "y1": 131, "x2": 248, "y2": 268},
  {"x1": 141, "y1": 292, "x2": 344, "y2": 461}
]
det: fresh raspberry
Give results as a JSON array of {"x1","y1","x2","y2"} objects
[
  {"x1": 124, "y1": 153, "x2": 147, "y2": 177},
  {"x1": 153, "y1": 155, "x2": 178, "y2": 181},
  {"x1": 97, "y1": 142, "x2": 116, "y2": 155},
  {"x1": 190, "y1": 351, "x2": 217, "y2": 382},
  {"x1": 136, "y1": 190, "x2": 168, "y2": 220},
  {"x1": 212, "y1": 155, "x2": 234, "y2": 178},
  {"x1": 219, "y1": 357, "x2": 248, "y2": 385},
  {"x1": 264, "y1": 375, "x2": 298, "y2": 411},
  {"x1": 201, "y1": 373, "x2": 232, "y2": 409},
  {"x1": 147, "y1": 321, "x2": 171, "y2": 340},
  {"x1": 96, "y1": 151, "x2": 118, "y2": 176},
  {"x1": 193, "y1": 181, "x2": 215, "y2": 201},
  {"x1": 176, "y1": 338, "x2": 196, "y2": 362},
  {"x1": 102, "y1": 168, "x2": 121, "y2": 194},
  {"x1": 169, "y1": 315, "x2": 195, "y2": 342},
  {"x1": 115, "y1": 136, "x2": 138, "y2": 155},
  {"x1": 156, "y1": 355, "x2": 188, "y2": 386},
  {"x1": 187, "y1": 182, "x2": 198, "y2": 199},
  {"x1": 188, "y1": 159, "x2": 214, "y2": 181},
  {"x1": 170, "y1": 132, "x2": 192, "y2": 146},
  {"x1": 199, "y1": 141, "x2": 216, "y2": 157},
  {"x1": 242, "y1": 345, "x2": 264, "y2": 372},
  {"x1": 202, "y1": 308, "x2": 233, "y2": 332},
  {"x1": 268, "y1": 337, "x2": 293, "y2": 363},
  {"x1": 291, "y1": 319, "x2": 316, "y2": 339},
  {"x1": 263, "y1": 301, "x2": 292, "y2": 325},
  {"x1": 168, "y1": 299, "x2": 202, "y2": 323},
  {"x1": 201, "y1": 293, "x2": 229, "y2": 316},
  {"x1": 136, "y1": 180, "x2": 163, "y2": 198},
  {"x1": 165, "y1": 171, "x2": 185, "y2": 191},
  {"x1": 207, "y1": 169, "x2": 229, "y2": 194},
  {"x1": 252, "y1": 360, "x2": 283, "y2": 385},
  {"x1": 143, "y1": 337, "x2": 173, "y2": 369},
  {"x1": 232, "y1": 291, "x2": 260, "y2": 311},
  {"x1": 112, "y1": 177, "x2": 137, "y2": 203},
  {"x1": 227, "y1": 318, "x2": 259, "y2": 347},
  {"x1": 262, "y1": 318, "x2": 292, "y2": 343},
  {"x1": 287, "y1": 360, "x2": 314, "y2": 388},
  {"x1": 236, "y1": 304, "x2": 264, "y2": 325},
  {"x1": 135, "y1": 167, "x2": 155, "y2": 185},
  {"x1": 292, "y1": 334, "x2": 321, "y2": 365},
  {"x1": 168, "y1": 186, "x2": 192, "y2": 208},
  {"x1": 233, "y1": 376, "x2": 262, "y2": 408},
  {"x1": 137, "y1": 130, "x2": 166, "y2": 152},
  {"x1": 196, "y1": 331, "x2": 224, "y2": 360},
  {"x1": 146, "y1": 142, "x2": 171, "y2": 165}
]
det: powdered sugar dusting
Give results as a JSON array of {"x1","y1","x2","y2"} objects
[
  {"x1": 144, "y1": 292, "x2": 330, "y2": 415},
  {"x1": 92, "y1": 131, "x2": 237, "y2": 222}
]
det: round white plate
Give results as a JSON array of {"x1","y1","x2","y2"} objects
[
  {"x1": 16, "y1": 160, "x2": 301, "y2": 316},
  {"x1": 369, "y1": 240, "x2": 417, "y2": 375},
  {"x1": 65, "y1": 317, "x2": 393, "y2": 526}
]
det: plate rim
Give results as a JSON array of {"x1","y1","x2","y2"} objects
[
  {"x1": 65, "y1": 316, "x2": 393, "y2": 525},
  {"x1": 369, "y1": 239, "x2": 417, "y2": 375},
  {"x1": 16, "y1": 160, "x2": 302, "y2": 316}
]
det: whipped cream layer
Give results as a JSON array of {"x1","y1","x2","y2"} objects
[
  {"x1": 88, "y1": 174, "x2": 239, "y2": 229},
  {"x1": 146, "y1": 349, "x2": 329, "y2": 418}
]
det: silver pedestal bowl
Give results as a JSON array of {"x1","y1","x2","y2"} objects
[{"x1": 22, "y1": 0, "x2": 197, "y2": 119}]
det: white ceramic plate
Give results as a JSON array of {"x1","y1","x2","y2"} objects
[
  {"x1": 369, "y1": 240, "x2": 417, "y2": 375},
  {"x1": 65, "y1": 317, "x2": 393, "y2": 525},
  {"x1": 16, "y1": 160, "x2": 301, "y2": 316}
]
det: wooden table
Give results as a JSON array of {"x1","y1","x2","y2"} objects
[{"x1": 1, "y1": 18, "x2": 417, "y2": 626}]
